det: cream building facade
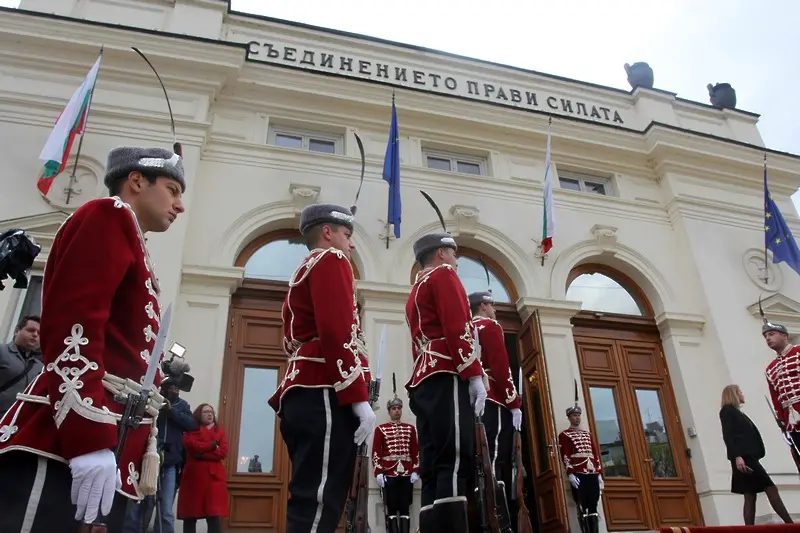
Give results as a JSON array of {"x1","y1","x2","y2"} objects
[{"x1": 2, "y1": 0, "x2": 800, "y2": 531}]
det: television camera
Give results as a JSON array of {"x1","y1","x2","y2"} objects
[
  {"x1": 0, "y1": 229, "x2": 41, "y2": 291},
  {"x1": 161, "y1": 341, "x2": 194, "y2": 393}
]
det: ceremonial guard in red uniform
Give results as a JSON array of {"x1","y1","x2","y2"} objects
[
  {"x1": 0, "y1": 145, "x2": 186, "y2": 533},
  {"x1": 469, "y1": 290, "x2": 522, "y2": 532},
  {"x1": 406, "y1": 191, "x2": 487, "y2": 532},
  {"x1": 268, "y1": 203, "x2": 376, "y2": 533},
  {"x1": 760, "y1": 302, "x2": 800, "y2": 473},
  {"x1": 372, "y1": 374, "x2": 420, "y2": 533},
  {"x1": 558, "y1": 391, "x2": 604, "y2": 533}
]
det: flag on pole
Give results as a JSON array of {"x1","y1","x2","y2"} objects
[
  {"x1": 382, "y1": 95, "x2": 402, "y2": 238},
  {"x1": 764, "y1": 157, "x2": 800, "y2": 276},
  {"x1": 541, "y1": 117, "x2": 555, "y2": 254},
  {"x1": 37, "y1": 53, "x2": 102, "y2": 195}
]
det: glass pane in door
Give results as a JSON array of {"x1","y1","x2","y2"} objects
[
  {"x1": 527, "y1": 371, "x2": 551, "y2": 473},
  {"x1": 236, "y1": 367, "x2": 279, "y2": 474},
  {"x1": 635, "y1": 389, "x2": 678, "y2": 478},
  {"x1": 588, "y1": 386, "x2": 631, "y2": 477}
]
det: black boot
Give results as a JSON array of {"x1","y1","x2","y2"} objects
[
  {"x1": 399, "y1": 515, "x2": 411, "y2": 533},
  {"x1": 434, "y1": 496, "x2": 469, "y2": 532},
  {"x1": 419, "y1": 504, "x2": 437, "y2": 533},
  {"x1": 495, "y1": 482, "x2": 514, "y2": 533},
  {"x1": 387, "y1": 515, "x2": 400, "y2": 533},
  {"x1": 586, "y1": 513, "x2": 599, "y2": 533}
]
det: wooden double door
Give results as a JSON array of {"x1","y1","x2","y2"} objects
[{"x1": 572, "y1": 314, "x2": 704, "y2": 530}]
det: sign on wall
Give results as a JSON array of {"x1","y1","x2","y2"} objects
[{"x1": 244, "y1": 40, "x2": 628, "y2": 126}]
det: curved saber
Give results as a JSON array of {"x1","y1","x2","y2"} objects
[{"x1": 131, "y1": 47, "x2": 182, "y2": 156}]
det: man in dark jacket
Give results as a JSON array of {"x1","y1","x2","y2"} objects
[
  {"x1": 123, "y1": 378, "x2": 196, "y2": 533},
  {"x1": 0, "y1": 315, "x2": 42, "y2": 416}
]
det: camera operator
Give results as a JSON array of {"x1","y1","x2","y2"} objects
[{"x1": 123, "y1": 375, "x2": 196, "y2": 533}]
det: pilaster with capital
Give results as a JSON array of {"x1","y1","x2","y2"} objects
[
  {"x1": 172, "y1": 264, "x2": 244, "y2": 410},
  {"x1": 356, "y1": 280, "x2": 419, "y2": 527}
]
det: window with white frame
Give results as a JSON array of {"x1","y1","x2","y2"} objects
[
  {"x1": 423, "y1": 149, "x2": 486, "y2": 176},
  {"x1": 558, "y1": 171, "x2": 612, "y2": 196},
  {"x1": 267, "y1": 125, "x2": 343, "y2": 155}
]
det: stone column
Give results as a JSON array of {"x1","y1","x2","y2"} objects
[
  {"x1": 655, "y1": 311, "x2": 724, "y2": 525},
  {"x1": 357, "y1": 280, "x2": 414, "y2": 533},
  {"x1": 172, "y1": 264, "x2": 243, "y2": 410}
]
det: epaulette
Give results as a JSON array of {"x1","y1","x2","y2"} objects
[
  {"x1": 289, "y1": 247, "x2": 350, "y2": 287},
  {"x1": 414, "y1": 263, "x2": 454, "y2": 284}
]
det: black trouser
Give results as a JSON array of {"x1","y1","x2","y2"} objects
[
  {"x1": 280, "y1": 387, "x2": 358, "y2": 533},
  {"x1": 384, "y1": 475, "x2": 413, "y2": 516},
  {"x1": 0, "y1": 450, "x2": 129, "y2": 533},
  {"x1": 410, "y1": 373, "x2": 475, "y2": 507},
  {"x1": 183, "y1": 517, "x2": 221, "y2": 533},
  {"x1": 789, "y1": 430, "x2": 800, "y2": 475},
  {"x1": 483, "y1": 402, "x2": 513, "y2": 481},
  {"x1": 572, "y1": 473, "x2": 601, "y2": 516}
]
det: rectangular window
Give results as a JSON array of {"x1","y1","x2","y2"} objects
[
  {"x1": 558, "y1": 171, "x2": 612, "y2": 196},
  {"x1": 423, "y1": 149, "x2": 487, "y2": 176},
  {"x1": 268, "y1": 126, "x2": 343, "y2": 155}
]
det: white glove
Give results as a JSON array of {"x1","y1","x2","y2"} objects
[
  {"x1": 410, "y1": 472, "x2": 419, "y2": 484},
  {"x1": 468, "y1": 376, "x2": 487, "y2": 417},
  {"x1": 511, "y1": 408, "x2": 522, "y2": 431},
  {"x1": 569, "y1": 473, "x2": 580, "y2": 489},
  {"x1": 598, "y1": 475, "x2": 604, "y2": 491},
  {"x1": 352, "y1": 401, "x2": 377, "y2": 445},
  {"x1": 69, "y1": 448, "x2": 121, "y2": 523},
  {"x1": 376, "y1": 474, "x2": 386, "y2": 488}
]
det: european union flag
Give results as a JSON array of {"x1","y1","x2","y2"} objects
[
  {"x1": 764, "y1": 164, "x2": 800, "y2": 276},
  {"x1": 382, "y1": 98, "x2": 401, "y2": 239}
]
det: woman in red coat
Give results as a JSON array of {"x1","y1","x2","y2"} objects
[{"x1": 177, "y1": 403, "x2": 229, "y2": 533}]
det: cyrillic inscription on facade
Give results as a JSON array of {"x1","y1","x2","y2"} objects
[{"x1": 245, "y1": 40, "x2": 626, "y2": 125}]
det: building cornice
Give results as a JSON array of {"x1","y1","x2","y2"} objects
[
  {"x1": 180, "y1": 264, "x2": 244, "y2": 295},
  {"x1": 2, "y1": 4, "x2": 790, "y2": 163}
]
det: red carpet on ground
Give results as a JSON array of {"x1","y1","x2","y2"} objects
[{"x1": 660, "y1": 526, "x2": 800, "y2": 532}]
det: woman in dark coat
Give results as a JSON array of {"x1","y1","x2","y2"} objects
[
  {"x1": 177, "y1": 403, "x2": 230, "y2": 533},
  {"x1": 719, "y1": 384, "x2": 793, "y2": 525}
]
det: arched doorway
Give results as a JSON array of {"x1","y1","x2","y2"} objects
[
  {"x1": 566, "y1": 265, "x2": 703, "y2": 531},
  {"x1": 219, "y1": 230, "x2": 360, "y2": 533}
]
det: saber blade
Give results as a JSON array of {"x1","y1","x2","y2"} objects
[{"x1": 142, "y1": 303, "x2": 172, "y2": 395}]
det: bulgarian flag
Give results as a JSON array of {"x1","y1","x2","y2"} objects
[
  {"x1": 37, "y1": 53, "x2": 102, "y2": 196},
  {"x1": 541, "y1": 117, "x2": 555, "y2": 254}
]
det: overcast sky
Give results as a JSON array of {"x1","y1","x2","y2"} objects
[{"x1": 4, "y1": 0, "x2": 799, "y2": 206}]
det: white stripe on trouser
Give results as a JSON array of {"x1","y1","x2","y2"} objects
[
  {"x1": 20, "y1": 456, "x2": 48, "y2": 533},
  {"x1": 310, "y1": 389, "x2": 333, "y2": 533},
  {"x1": 491, "y1": 404, "x2": 501, "y2": 477},
  {"x1": 451, "y1": 375, "x2": 460, "y2": 497}
]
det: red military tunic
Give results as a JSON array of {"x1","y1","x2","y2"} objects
[
  {"x1": 558, "y1": 427, "x2": 603, "y2": 475},
  {"x1": 371, "y1": 421, "x2": 420, "y2": 478},
  {"x1": 405, "y1": 264, "x2": 483, "y2": 389},
  {"x1": 472, "y1": 316, "x2": 521, "y2": 410},
  {"x1": 766, "y1": 344, "x2": 800, "y2": 428},
  {"x1": 268, "y1": 248, "x2": 371, "y2": 414},
  {"x1": 0, "y1": 197, "x2": 165, "y2": 500}
]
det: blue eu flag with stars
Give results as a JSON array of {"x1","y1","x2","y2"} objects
[
  {"x1": 382, "y1": 98, "x2": 401, "y2": 238},
  {"x1": 764, "y1": 164, "x2": 800, "y2": 276}
]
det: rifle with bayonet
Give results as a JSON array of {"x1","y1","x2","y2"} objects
[
  {"x1": 344, "y1": 325, "x2": 387, "y2": 532},
  {"x1": 474, "y1": 415, "x2": 502, "y2": 533},
  {"x1": 79, "y1": 304, "x2": 173, "y2": 533},
  {"x1": 512, "y1": 430, "x2": 533, "y2": 533}
]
